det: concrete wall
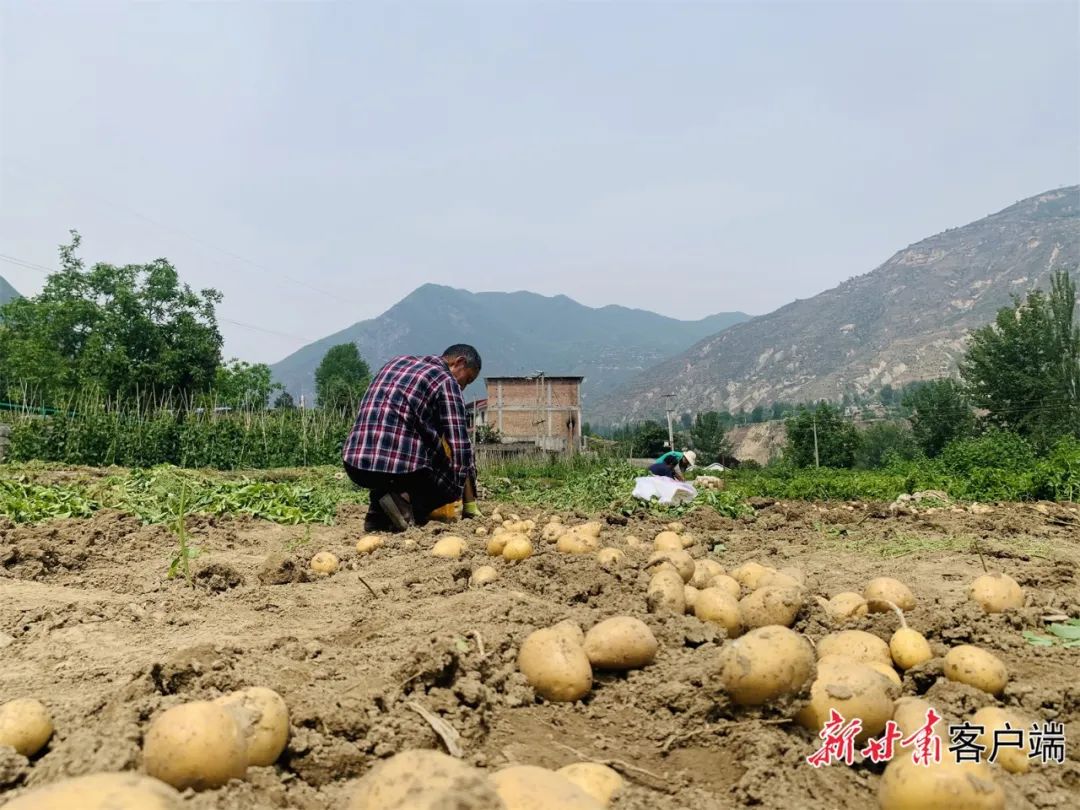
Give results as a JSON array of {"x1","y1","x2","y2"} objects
[{"x1": 0, "y1": 424, "x2": 9, "y2": 464}]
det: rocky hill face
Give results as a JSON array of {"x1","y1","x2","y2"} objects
[
  {"x1": 0, "y1": 275, "x2": 19, "y2": 306},
  {"x1": 590, "y1": 186, "x2": 1080, "y2": 424},
  {"x1": 269, "y1": 284, "x2": 749, "y2": 403}
]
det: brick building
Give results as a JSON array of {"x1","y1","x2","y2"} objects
[{"x1": 468, "y1": 375, "x2": 584, "y2": 453}]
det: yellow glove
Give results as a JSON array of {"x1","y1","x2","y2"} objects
[{"x1": 462, "y1": 501, "x2": 483, "y2": 519}]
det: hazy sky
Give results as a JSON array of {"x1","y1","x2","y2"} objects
[{"x1": 1, "y1": 1, "x2": 1077, "y2": 364}]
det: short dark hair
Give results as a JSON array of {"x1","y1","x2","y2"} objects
[{"x1": 442, "y1": 344, "x2": 482, "y2": 372}]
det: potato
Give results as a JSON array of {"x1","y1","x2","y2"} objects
[
  {"x1": 653, "y1": 531, "x2": 683, "y2": 551},
  {"x1": 894, "y1": 699, "x2": 946, "y2": 743},
  {"x1": 578, "y1": 521, "x2": 603, "y2": 539},
  {"x1": 972, "y1": 706, "x2": 1031, "y2": 774},
  {"x1": 683, "y1": 584, "x2": 699, "y2": 613},
  {"x1": 143, "y1": 701, "x2": 247, "y2": 790},
  {"x1": 623, "y1": 534, "x2": 644, "y2": 549},
  {"x1": 469, "y1": 565, "x2": 499, "y2": 587},
  {"x1": 0, "y1": 698, "x2": 53, "y2": 757},
  {"x1": 3, "y1": 772, "x2": 183, "y2": 810},
  {"x1": 310, "y1": 551, "x2": 339, "y2": 575},
  {"x1": 817, "y1": 630, "x2": 892, "y2": 666},
  {"x1": 490, "y1": 512, "x2": 503, "y2": 523},
  {"x1": 348, "y1": 749, "x2": 504, "y2": 810},
  {"x1": 679, "y1": 532, "x2": 698, "y2": 549},
  {"x1": 647, "y1": 549, "x2": 694, "y2": 583},
  {"x1": 731, "y1": 561, "x2": 775, "y2": 589},
  {"x1": 892, "y1": 696, "x2": 946, "y2": 740},
  {"x1": 647, "y1": 566, "x2": 686, "y2": 614},
  {"x1": 213, "y1": 687, "x2": 289, "y2": 767},
  {"x1": 825, "y1": 592, "x2": 869, "y2": 621},
  {"x1": 475, "y1": 527, "x2": 488, "y2": 536},
  {"x1": 550, "y1": 620, "x2": 585, "y2": 646},
  {"x1": 556, "y1": 762, "x2": 624, "y2": 807},
  {"x1": 759, "y1": 571, "x2": 803, "y2": 590},
  {"x1": 517, "y1": 626, "x2": 593, "y2": 702},
  {"x1": 665, "y1": 521, "x2": 685, "y2": 533},
  {"x1": 717, "y1": 625, "x2": 815, "y2": 706},
  {"x1": 797, "y1": 658, "x2": 897, "y2": 743},
  {"x1": 710, "y1": 574, "x2": 742, "y2": 600},
  {"x1": 548, "y1": 514, "x2": 563, "y2": 524},
  {"x1": 508, "y1": 513, "x2": 521, "y2": 522},
  {"x1": 890, "y1": 627, "x2": 933, "y2": 671},
  {"x1": 541, "y1": 523, "x2": 565, "y2": 543},
  {"x1": 490, "y1": 765, "x2": 604, "y2": 810},
  {"x1": 432, "y1": 536, "x2": 466, "y2": 558},
  {"x1": 355, "y1": 535, "x2": 384, "y2": 554},
  {"x1": 739, "y1": 586, "x2": 803, "y2": 629},
  {"x1": 487, "y1": 534, "x2": 508, "y2": 556},
  {"x1": 944, "y1": 645, "x2": 1008, "y2": 695},
  {"x1": 502, "y1": 535, "x2": 534, "y2": 561},
  {"x1": 690, "y1": 559, "x2": 726, "y2": 589},
  {"x1": 878, "y1": 756, "x2": 1004, "y2": 810},
  {"x1": 524, "y1": 519, "x2": 537, "y2": 531},
  {"x1": 867, "y1": 660, "x2": 903, "y2": 687},
  {"x1": 775, "y1": 567, "x2": 807, "y2": 586},
  {"x1": 596, "y1": 547, "x2": 626, "y2": 570},
  {"x1": 864, "y1": 577, "x2": 915, "y2": 612},
  {"x1": 557, "y1": 531, "x2": 600, "y2": 554},
  {"x1": 968, "y1": 573, "x2": 1024, "y2": 613},
  {"x1": 583, "y1": 616, "x2": 658, "y2": 670},
  {"x1": 693, "y1": 588, "x2": 743, "y2": 637}
]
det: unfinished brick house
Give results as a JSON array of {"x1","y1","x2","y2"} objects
[{"x1": 467, "y1": 375, "x2": 584, "y2": 453}]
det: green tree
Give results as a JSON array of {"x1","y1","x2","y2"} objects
[
  {"x1": 854, "y1": 422, "x2": 918, "y2": 469},
  {"x1": 690, "y1": 411, "x2": 730, "y2": 463},
  {"x1": 0, "y1": 231, "x2": 222, "y2": 405},
  {"x1": 961, "y1": 269, "x2": 1080, "y2": 445},
  {"x1": 879, "y1": 384, "x2": 896, "y2": 406},
  {"x1": 904, "y1": 379, "x2": 975, "y2": 457},
  {"x1": 631, "y1": 421, "x2": 669, "y2": 457},
  {"x1": 213, "y1": 360, "x2": 281, "y2": 410},
  {"x1": 315, "y1": 343, "x2": 371, "y2": 411},
  {"x1": 273, "y1": 390, "x2": 296, "y2": 410},
  {"x1": 784, "y1": 402, "x2": 860, "y2": 468}
]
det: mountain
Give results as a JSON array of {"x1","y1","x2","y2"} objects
[
  {"x1": 0, "y1": 275, "x2": 19, "y2": 306},
  {"x1": 590, "y1": 185, "x2": 1080, "y2": 424},
  {"x1": 269, "y1": 286, "x2": 750, "y2": 403}
]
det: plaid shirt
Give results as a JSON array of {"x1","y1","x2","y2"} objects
[{"x1": 342, "y1": 355, "x2": 475, "y2": 497}]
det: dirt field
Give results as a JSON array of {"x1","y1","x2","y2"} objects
[{"x1": 2, "y1": 496, "x2": 1079, "y2": 808}]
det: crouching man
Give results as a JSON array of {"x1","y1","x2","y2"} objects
[{"x1": 342, "y1": 344, "x2": 483, "y2": 531}]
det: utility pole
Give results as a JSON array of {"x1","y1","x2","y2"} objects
[
  {"x1": 663, "y1": 393, "x2": 676, "y2": 452},
  {"x1": 812, "y1": 411, "x2": 820, "y2": 469}
]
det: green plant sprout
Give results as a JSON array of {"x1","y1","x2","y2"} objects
[{"x1": 166, "y1": 480, "x2": 200, "y2": 585}]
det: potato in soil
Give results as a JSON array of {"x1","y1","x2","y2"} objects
[
  {"x1": 877, "y1": 755, "x2": 1004, "y2": 810},
  {"x1": 583, "y1": 616, "x2": 658, "y2": 670},
  {"x1": 517, "y1": 625, "x2": 593, "y2": 702},
  {"x1": 348, "y1": 749, "x2": 504, "y2": 810},
  {"x1": 490, "y1": 765, "x2": 604, "y2": 810},
  {"x1": 0, "y1": 698, "x2": 53, "y2": 758},
  {"x1": 2, "y1": 772, "x2": 183, "y2": 810},
  {"x1": 716, "y1": 625, "x2": 814, "y2": 706},
  {"x1": 142, "y1": 701, "x2": 248, "y2": 790}
]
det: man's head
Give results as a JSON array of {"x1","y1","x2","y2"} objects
[{"x1": 442, "y1": 344, "x2": 482, "y2": 389}]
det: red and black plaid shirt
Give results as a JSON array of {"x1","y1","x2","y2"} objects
[{"x1": 342, "y1": 355, "x2": 475, "y2": 497}]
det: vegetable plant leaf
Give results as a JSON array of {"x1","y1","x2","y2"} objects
[
  {"x1": 1048, "y1": 623, "x2": 1080, "y2": 641},
  {"x1": 1022, "y1": 631, "x2": 1056, "y2": 647}
]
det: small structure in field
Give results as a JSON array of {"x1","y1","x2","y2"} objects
[{"x1": 468, "y1": 375, "x2": 584, "y2": 453}]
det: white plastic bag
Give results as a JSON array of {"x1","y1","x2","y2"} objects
[{"x1": 632, "y1": 476, "x2": 698, "y2": 505}]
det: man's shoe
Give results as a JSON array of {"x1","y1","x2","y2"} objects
[{"x1": 378, "y1": 493, "x2": 414, "y2": 532}]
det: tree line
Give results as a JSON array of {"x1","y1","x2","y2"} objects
[{"x1": 0, "y1": 232, "x2": 373, "y2": 414}]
